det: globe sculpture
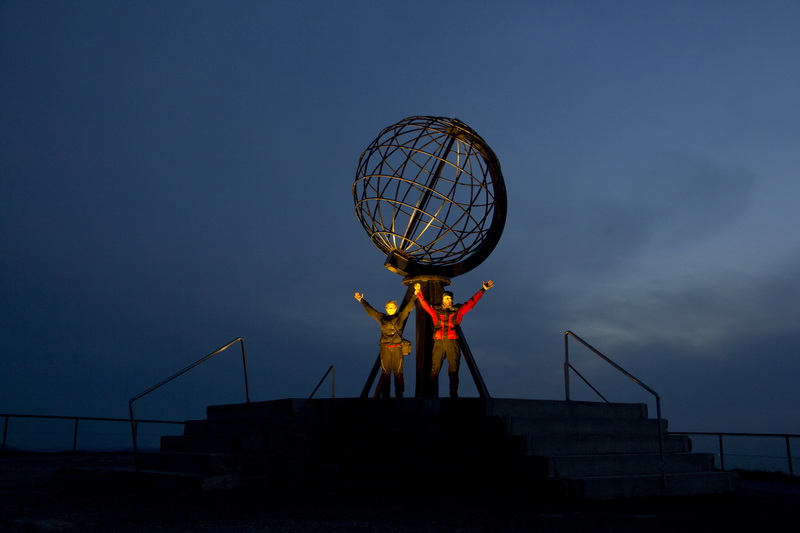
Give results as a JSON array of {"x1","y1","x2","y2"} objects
[
  {"x1": 353, "y1": 116, "x2": 507, "y2": 278},
  {"x1": 353, "y1": 116, "x2": 507, "y2": 398}
]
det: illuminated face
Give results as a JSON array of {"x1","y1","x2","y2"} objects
[
  {"x1": 442, "y1": 295, "x2": 453, "y2": 308},
  {"x1": 385, "y1": 302, "x2": 398, "y2": 315}
]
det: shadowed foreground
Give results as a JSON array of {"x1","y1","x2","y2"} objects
[{"x1": 1, "y1": 452, "x2": 798, "y2": 532}]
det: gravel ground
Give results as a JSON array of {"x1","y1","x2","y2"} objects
[{"x1": 1, "y1": 452, "x2": 798, "y2": 532}]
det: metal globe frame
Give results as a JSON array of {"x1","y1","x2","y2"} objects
[
  {"x1": 353, "y1": 116, "x2": 506, "y2": 398},
  {"x1": 353, "y1": 116, "x2": 507, "y2": 278}
]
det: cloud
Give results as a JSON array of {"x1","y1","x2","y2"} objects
[{"x1": 633, "y1": 150, "x2": 755, "y2": 249}]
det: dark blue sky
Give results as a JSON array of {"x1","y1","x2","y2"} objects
[{"x1": 2, "y1": 1, "x2": 799, "y2": 435}]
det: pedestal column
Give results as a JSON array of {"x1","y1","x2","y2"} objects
[{"x1": 403, "y1": 275, "x2": 450, "y2": 397}]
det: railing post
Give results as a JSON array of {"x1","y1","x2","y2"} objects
[
  {"x1": 655, "y1": 396, "x2": 665, "y2": 491},
  {"x1": 564, "y1": 331, "x2": 571, "y2": 401},
  {"x1": 72, "y1": 418, "x2": 79, "y2": 453},
  {"x1": 129, "y1": 401, "x2": 140, "y2": 472},
  {"x1": 2, "y1": 415, "x2": 8, "y2": 451},
  {"x1": 718, "y1": 434, "x2": 726, "y2": 471},
  {"x1": 786, "y1": 436, "x2": 794, "y2": 477},
  {"x1": 239, "y1": 338, "x2": 251, "y2": 403}
]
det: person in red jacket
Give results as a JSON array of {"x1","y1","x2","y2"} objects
[{"x1": 414, "y1": 280, "x2": 494, "y2": 397}]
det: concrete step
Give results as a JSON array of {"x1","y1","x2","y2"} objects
[
  {"x1": 165, "y1": 427, "x2": 310, "y2": 456},
  {"x1": 528, "y1": 433, "x2": 690, "y2": 456},
  {"x1": 207, "y1": 397, "x2": 500, "y2": 426},
  {"x1": 161, "y1": 434, "x2": 248, "y2": 453},
  {"x1": 137, "y1": 451, "x2": 247, "y2": 474},
  {"x1": 547, "y1": 452, "x2": 715, "y2": 477},
  {"x1": 488, "y1": 398, "x2": 648, "y2": 419},
  {"x1": 113, "y1": 468, "x2": 242, "y2": 491},
  {"x1": 507, "y1": 416, "x2": 667, "y2": 438},
  {"x1": 184, "y1": 418, "x2": 273, "y2": 436},
  {"x1": 206, "y1": 398, "x2": 307, "y2": 421},
  {"x1": 564, "y1": 471, "x2": 740, "y2": 500}
]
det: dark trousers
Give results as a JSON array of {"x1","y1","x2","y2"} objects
[
  {"x1": 378, "y1": 345, "x2": 405, "y2": 398},
  {"x1": 428, "y1": 339, "x2": 460, "y2": 398}
]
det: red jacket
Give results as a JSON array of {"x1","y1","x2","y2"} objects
[{"x1": 417, "y1": 289, "x2": 485, "y2": 340}]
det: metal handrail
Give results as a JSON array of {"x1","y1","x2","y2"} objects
[
  {"x1": 2, "y1": 413, "x2": 182, "y2": 452},
  {"x1": 309, "y1": 365, "x2": 335, "y2": 399},
  {"x1": 675, "y1": 431, "x2": 798, "y2": 476},
  {"x1": 128, "y1": 337, "x2": 251, "y2": 470},
  {"x1": 564, "y1": 330, "x2": 666, "y2": 490}
]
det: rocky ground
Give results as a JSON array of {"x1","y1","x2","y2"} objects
[{"x1": 1, "y1": 452, "x2": 799, "y2": 532}]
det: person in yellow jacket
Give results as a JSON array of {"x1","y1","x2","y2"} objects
[{"x1": 355, "y1": 291, "x2": 416, "y2": 397}]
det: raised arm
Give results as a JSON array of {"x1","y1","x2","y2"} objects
[
  {"x1": 398, "y1": 291, "x2": 417, "y2": 321},
  {"x1": 414, "y1": 283, "x2": 438, "y2": 323},
  {"x1": 456, "y1": 281, "x2": 493, "y2": 322},
  {"x1": 356, "y1": 293, "x2": 382, "y2": 321}
]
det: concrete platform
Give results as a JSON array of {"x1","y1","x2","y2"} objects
[{"x1": 123, "y1": 397, "x2": 739, "y2": 499}]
